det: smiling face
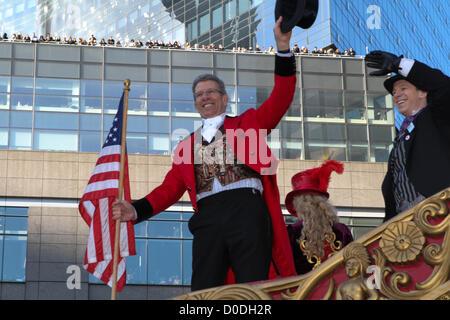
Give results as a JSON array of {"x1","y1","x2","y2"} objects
[
  {"x1": 194, "y1": 80, "x2": 228, "y2": 119},
  {"x1": 392, "y1": 80, "x2": 428, "y2": 117}
]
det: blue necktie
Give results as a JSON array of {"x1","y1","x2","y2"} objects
[{"x1": 399, "y1": 116, "x2": 414, "y2": 135}]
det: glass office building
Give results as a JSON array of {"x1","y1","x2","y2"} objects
[
  {"x1": 1, "y1": 0, "x2": 448, "y2": 73},
  {"x1": 293, "y1": 0, "x2": 449, "y2": 75},
  {"x1": 0, "y1": 42, "x2": 395, "y2": 162}
]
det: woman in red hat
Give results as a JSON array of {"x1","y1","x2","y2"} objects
[{"x1": 285, "y1": 160, "x2": 353, "y2": 274}]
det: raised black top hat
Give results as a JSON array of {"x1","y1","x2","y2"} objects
[
  {"x1": 384, "y1": 74, "x2": 427, "y2": 95},
  {"x1": 275, "y1": 0, "x2": 319, "y2": 33},
  {"x1": 384, "y1": 75, "x2": 407, "y2": 94}
]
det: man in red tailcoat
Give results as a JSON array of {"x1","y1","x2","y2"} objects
[{"x1": 112, "y1": 17, "x2": 297, "y2": 291}]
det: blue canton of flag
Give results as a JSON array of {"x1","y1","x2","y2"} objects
[{"x1": 104, "y1": 94, "x2": 124, "y2": 147}]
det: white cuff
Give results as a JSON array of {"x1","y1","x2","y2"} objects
[{"x1": 398, "y1": 58, "x2": 415, "y2": 77}]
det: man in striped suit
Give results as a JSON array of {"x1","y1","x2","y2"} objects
[{"x1": 365, "y1": 51, "x2": 450, "y2": 222}]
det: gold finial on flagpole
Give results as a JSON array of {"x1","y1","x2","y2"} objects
[{"x1": 124, "y1": 79, "x2": 131, "y2": 90}]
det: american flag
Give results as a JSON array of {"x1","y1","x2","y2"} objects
[{"x1": 79, "y1": 93, "x2": 136, "y2": 292}]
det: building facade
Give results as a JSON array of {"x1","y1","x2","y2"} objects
[
  {"x1": 1, "y1": 0, "x2": 448, "y2": 74},
  {"x1": 0, "y1": 42, "x2": 391, "y2": 299},
  {"x1": 0, "y1": 42, "x2": 396, "y2": 161}
]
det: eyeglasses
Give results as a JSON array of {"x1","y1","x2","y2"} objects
[{"x1": 194, "y1": 88, "x2": 223, "y2": 100}]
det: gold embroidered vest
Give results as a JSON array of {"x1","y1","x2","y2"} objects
[{"x1": 194, "y1": 126, "x2": 261, "y2": 194}]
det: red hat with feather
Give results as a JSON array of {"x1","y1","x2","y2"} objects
[{"x1": 285, "y1": 160, "x2": 344, "y2": 215}]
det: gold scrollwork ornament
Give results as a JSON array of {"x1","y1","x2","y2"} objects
[{"x1": 299, "y1": 231, "x2": 343, "y2": 269}]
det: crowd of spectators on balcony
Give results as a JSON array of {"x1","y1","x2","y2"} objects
[
  {"x1": 0, "y1": 32, "x2": 357, "y2": 57},
  {"x1": 292, "y1": 44, "x2": 356, "y2": 57}
]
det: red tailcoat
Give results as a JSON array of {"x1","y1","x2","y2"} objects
[{"x1": 144, "y1": 74, "x2": 297, "y2": 279}]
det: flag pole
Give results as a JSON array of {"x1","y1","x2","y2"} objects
[{"x1": 111, "y1": 79, "x2": 131, "y2": 300}]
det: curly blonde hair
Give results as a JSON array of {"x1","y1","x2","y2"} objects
[{"x1": 293, "y1": 193, "x2": 339, "y2": 260}]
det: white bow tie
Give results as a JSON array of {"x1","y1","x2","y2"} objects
[{"x1": 202, "y1": 114, "x2": 226, "y2": 142}]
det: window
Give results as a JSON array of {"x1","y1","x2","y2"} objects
[
  {"x1": 0, "y1": 128, "x2": 7, "y2": 148},
  {"x1": 281, "y1": 140, "x2": 302, "y2": 159},
  {"x1": 171, "y1": 83, "x2": 192, "y2": 101},
  {"x1": 125, "y1": 211, "x2": 193, "y2": 285},
  {"x1": 34, "y1": 112, "x2": 78, "y2": 130},
  {"x1": 81, "y1": 80, "x2": 102, "y2": 97},
  {"x1": 187, "y1": 20, "x2": 198, "y2": 39},
  {"x1": 199, "y1": 13, "x2": 210, "y2": 35},
  {"x1": 126, "y1": 133, "x2": 147, "y2": 154},
  {"x1": 369, "y1": 125, "x2": 394, "y2": 162},
  {"x1": 0, "y1": 207, "x2": 28, "y2": 282},
  {"x1": 81, "y1": 97, "x2": 102, "y2": 114},
  {"x1": 347, "y1": 125, "x2": 368, "y2": 161},
  {"x1": 127, "y1": 116, "x2": 148, "y2": 133},
  {"x1": 304, "y1": 123, "x2": 347, "y2": 160},
  {"x1": 225, "y1": 0, "x2": 236, "y2": 21},
  {"x1": 238, "y1": 86, "x2": 271, "y2": 104},
  {"x1": 171, "y1": 83, "x2": 196, "y2": 114},
  {"x1": 149, "y1": 117, "x2": 169, "y2": 134},
  {"x1": 80, "y1": 131, "x2": 101, "y2": 152},
  {"x1": 171, "y1": 117, "x2": 201, "y2": 137},
  {"x1": 5, "y1": 7, "x2": 13, "y2": 18},
  {"x1": 281, "y1": 121, "x2": 302, "y2": 140},
  {"x1": 212, "y1": 6, "x2": 223, "y2": 29},
  {"x1": 104, "y1": 98, "x2": 125, "y2": 114},
  {"x1": 35, "y1": 96, "x2": 79, "y2": 112},
  {"x1": 303, "y1": 89, "x2": 343, "y2": 108},
  {"x1": 149, "y1": 133, "x2": 170, "y2": 154},
  {"x1": 0, "y1": 94, "x2": 8, "y2": 110},
  {"x1": 10, "y1": 94, "x2": 33, "y2": 111},
  {"x1": 27, "y1": 0, "x2": 37, "y2": 9},
  {"x1": 238, "y1": 0, "x2": 250, "y2": 14},
  {"x1": 11, "y1": 77, "x2": 33, "y2": 94},
  {"x1": 104, "y1": 81, "x2": 124, "y2": 98},
  {"x1": 337, "y1": 217, "x2": 384, "y2": 239},
  {"x1": 34, "y1": 130, "x2": 78, "y2": 151},
  {"x1": 172, "y1": 101, "x2": 196, "y2": 114},
  {"x1": 369, "y1": 125, "x2": 394, "y2": 143},
  {"x1": 149, "y1": 83, "x2": 169, "y2": 100},
  {"x1": 0, "y1": 111, "x2": 8, "y2": 126},
  {"x1": 35, "y1": 78, "x2": 79, "y2": 96},
  {"x1": 9, "y1": 129, "x2": 32, "y2": 150},
  {"x1": 148, "y1": 100, "x2": 169, "y2": 114},
  {"x1": 10, "y1": 111, "x2": 32, "y2": 127},
  {"x1": 0, "y1": 77, "x2": 10, "y2": 93},
  {"x1": 80, "y1": 114, "x2": 101, "y2": 131},
  {"x1": 15, "y1": 3, "x2": 25, "y2": 13}
]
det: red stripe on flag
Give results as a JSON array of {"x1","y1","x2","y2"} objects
[
  {"x1": 96, "y1": 153, "x2": 121, "y2": 163},
  {"x1": 87, "y1": 171, "x2": 120, "y2": 185},
  {"x1": 92, "y1": 201, "x2": 105, "y2": 262}
]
